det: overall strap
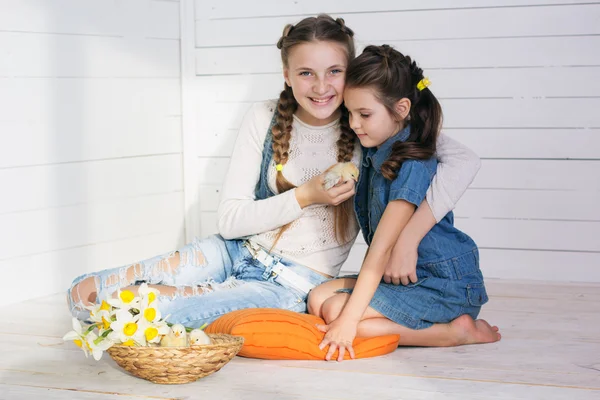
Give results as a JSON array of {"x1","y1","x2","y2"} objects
[{"x1": 254, "y1": 106, "x2": 278, "y2": 200}]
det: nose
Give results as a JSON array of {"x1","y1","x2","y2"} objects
[
  {"x1": 313, "y1": 76, "x2": 328, "y2": 95},
  {"x1": 349, "y1": 113, "x2": 360, "y2": 131}
]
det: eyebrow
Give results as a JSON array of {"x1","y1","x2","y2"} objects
[{"x1": 294, "y1": 64, "x2": 346, "y2": 71}]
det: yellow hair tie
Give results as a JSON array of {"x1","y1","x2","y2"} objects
[
  {"x1": 417, "y1": 77, "x2": 431, "y2": 91},
  {"x1": 275, "y1": 164, "x2": 283, "y2": 172}
]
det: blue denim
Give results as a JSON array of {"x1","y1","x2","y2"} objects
[
  {"x1": 67, "y1": 103, "x2": 331, "y2": 328},
  {"x1": 350, "y1": 125, "x2": 488, "y2": 328},
  {"x1": 254, "y1": 105, "x2": 278, "y2": 200},
  {"x1": 68, "y1": 235, "x2": 328, "y2": 328},
  {"x1": 354, "y1": 125, "x2": 478, "y2": 264},
  {"x1": 338, "y1": 249, "x2": 488, "y2": 329}
]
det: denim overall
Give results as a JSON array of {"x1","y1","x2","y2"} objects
[{"x1": 340, "y1": 125, "x2": 489, "y2": 329}]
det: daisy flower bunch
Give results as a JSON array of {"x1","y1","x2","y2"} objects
[{"x1": 63, "y1": 283, "x2": 170, "y2": 360}]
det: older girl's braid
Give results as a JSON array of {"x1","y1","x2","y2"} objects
[
  {"x1": 336, "y1": 106, "x2": 356, "y2": 163},
  {"x1": 272, "y1": 84, "x2": 298, "y2": 193},
  {"x1": 334, "y1": 106, "x2": 357, "y2": 243},
  {"x1": 268, "y1": 84, "x2": 298, "y2": 249}
]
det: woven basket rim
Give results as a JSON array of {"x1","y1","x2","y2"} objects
[
  {"x1": 107, "y1": 333, "x2": 243, "y2": 351},
  {"x1": 106, "y1": 333, "x2": 244, "y2": 384}
]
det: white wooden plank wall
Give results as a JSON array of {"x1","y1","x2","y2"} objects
[
  {"x1": 185, "y1": 0, "x2": 600, "y2": 283},
  {"x1": 0, "y1": 0, "x2": 184, "y2": 306}
]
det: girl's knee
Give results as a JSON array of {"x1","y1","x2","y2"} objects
[
  {"x1": 307, "y1": 279, "x2": 355, "y2": 319},
  {"x1": 67, "y1": 275, "x2": 98, "y2": 320},
  {"x1": 69, "y1": 276, "x2": 98, "y2": 306},
  {"x1": 322, "y1": 294, "x2": 349, "y2": 324},
  {"x1": 307, "y1": 287, "x2": 325, "y2": 317},
  {"x1": 307, "y1": 282, "x2": 337, "y2": 317}
]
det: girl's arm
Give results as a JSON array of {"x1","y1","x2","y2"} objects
[
  {"x1": 383, "y1": 135, "x2": 480, "y2": 285},
  {"x1": 318, "y1": 159, "x2": 434, "y2": 360},
  {"x1": 217, "y1": 103, "x2": 304, "y2": 239},
  {"x1": 340, "y1": 200, "x2": 416, "y2": 321},
  {"x1": 427, "y1": 134, "x2": 481, "y2": 222},
  {"x1": 318, "y1": 200, "x2": 415, "y2": 361}
]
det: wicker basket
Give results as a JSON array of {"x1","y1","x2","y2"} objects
[{"x1": 106, "y1": 333, "x2": 244, "y2": 384}]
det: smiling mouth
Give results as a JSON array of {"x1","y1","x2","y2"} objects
[{"x1": 309, "y1": 96, "x2": 335, "y2": 105}]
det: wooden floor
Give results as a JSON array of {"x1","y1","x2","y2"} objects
[{"x1": 0, "y1": 280, "x2": 599, "y2": 400}]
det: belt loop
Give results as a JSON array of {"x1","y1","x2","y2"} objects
[
  {"x1": 261, "y1": 264, "x2": 273, "y2": 280},
  {"x1": 263, "y1": 253, "x2": 280, "y2": 280}
]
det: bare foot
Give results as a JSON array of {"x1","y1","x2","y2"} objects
[{"x1": 449, "y1": 314, "x2": 501, "y2": 346}]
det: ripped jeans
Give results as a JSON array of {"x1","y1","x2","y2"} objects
[{"x1": 67, "y1": 235, "x2": 328, "y2": 328}]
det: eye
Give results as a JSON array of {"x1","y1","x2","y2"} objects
[
  {"x1": 360, "y1": 114, "x2": 370, "y2": 118},
  {"x1": 299, "y1": 71, "x2": 312, "y2": 76},
  {"x1": 330, "y1": 69, "x2": 343, "y2": 75}
]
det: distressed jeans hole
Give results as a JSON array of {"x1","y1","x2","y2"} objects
[{"x1": 71, "y1": 276, "x2": 98, "y2": 307}]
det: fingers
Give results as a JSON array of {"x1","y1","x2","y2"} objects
[
  {"x1": 320, "y1": 335, "x2": 354, "y2": 362},
  {"x1": 327, "y1": 180, "x2": 355, "y2": 199},
  {"x1": 409, "y1": 271, "x2": 418, "y2": 284},
  {"x1": 333, "y1": 188, "x2": 355, "y2": 204},
  {"x1": 400, "y1": 276, "x2": 410, "y2": 286},
  {"x1": 336, "y1": 345, "x2": 345, "y2": 362},
  {"x1": 318, "y1": 335, "x2": 329, "y2": 351},
  {"x1": 326, "y1": 181, "x2": 351, "y2": 196},
  {"x1": 325, "y1": 342, "x2": 337, "y2": 361},
  {"x1": 348, "y1": 345, "x2": 355, "y2": 360},
  {"x1": 315, "y1": 324, "x2": 329, "y2": 333},
  {"x1": 324, "y1": 342, "x2": 354, "y2": 362},
  {"x1": 337, "y1": 344, "x2": 354, "y2": 361},
  {"x1": 383, "y1": 269, "x2": 402, "y2": 286}
]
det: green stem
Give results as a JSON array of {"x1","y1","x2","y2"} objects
[
  {"x1": 94, "y1": 329, "x2": 112, "y2": 345},
  {"x1": 85, "y1": 324, "x2": 98, "y2": 334}
]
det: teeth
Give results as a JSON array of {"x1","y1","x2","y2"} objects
[{"x1": 311, "y1": 97, "x2": 331, "y2": 103}]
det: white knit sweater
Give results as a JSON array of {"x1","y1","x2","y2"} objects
[{"x1": 217, "y1": 101, "x2": 481, "y2": 277}]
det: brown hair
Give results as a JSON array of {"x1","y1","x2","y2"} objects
[
  {"x1": 345, "y1": 45, "x2": 442, "y2": 180},
  {"x1": 271, "y1": 14, "x2": 357, "y2": 247}
]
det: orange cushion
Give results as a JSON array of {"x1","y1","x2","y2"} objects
[{"x1": 205, "y1": 308, "x2": 400, "y2": 360}]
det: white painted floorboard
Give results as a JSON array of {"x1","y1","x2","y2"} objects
[{"x1": 0, "y1": 280, "x2": 598, "y2": 399}]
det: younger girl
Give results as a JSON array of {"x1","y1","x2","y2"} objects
[
  {"x1": 67, "y1": 17, "x2": 482, "y2": 330},
  {"x1": 308, "y1": 45, "x2": 501, "y2": 361}
]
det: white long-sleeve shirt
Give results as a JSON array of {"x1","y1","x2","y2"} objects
[{"x1": 217, "y1": 100, "x2": 480, "y2": 276}]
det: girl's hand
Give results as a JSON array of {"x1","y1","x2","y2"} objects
[
  {"x1": 383, "y1": 239, "x2": 418, "y2": 286},
  {"x1": 295, "y1": 174, "x2": 355, "y2": 208},
  {"x1": 316, "y1": 318, "x2": 357, "y2": 361}
]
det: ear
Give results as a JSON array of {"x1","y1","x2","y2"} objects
[
  {"x1": 283, "y1": 68, "x2": 291, "y2": 87},
  {"x1": 394, "y1": 98, "x2": 411, "y2": 121}
]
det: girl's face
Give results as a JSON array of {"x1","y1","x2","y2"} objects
[
  {"x1": 344, "y1": 87, "x2": 403, "y2": 148},
  {"x1": 283, "y1": 41, "x2": 348, "y2": 126}
]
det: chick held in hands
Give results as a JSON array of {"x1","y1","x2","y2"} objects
[
  {"x1": 322, "y1": 162, "x2": 360, "y2": 190},
  {"x1": 160, "y1": 324, "x2": 188, "y2": 347},
  {"x1": 189, "y1": 328, "x2": 212, "y2": 346}
]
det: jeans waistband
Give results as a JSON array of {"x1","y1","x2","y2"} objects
[{"x1": 242, "y1": 240, "x2": 317, "y2": 295}]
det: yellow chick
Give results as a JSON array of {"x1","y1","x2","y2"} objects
[
  {"x1": 189, "y1": 328, "x2": 212, "y2": 346},
  {"x1": 160, "y1": 324, "x2": 188, "y2": 347},
  {"x1": 322, "y1": 162, "x2": 360, "y2": 190}
]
